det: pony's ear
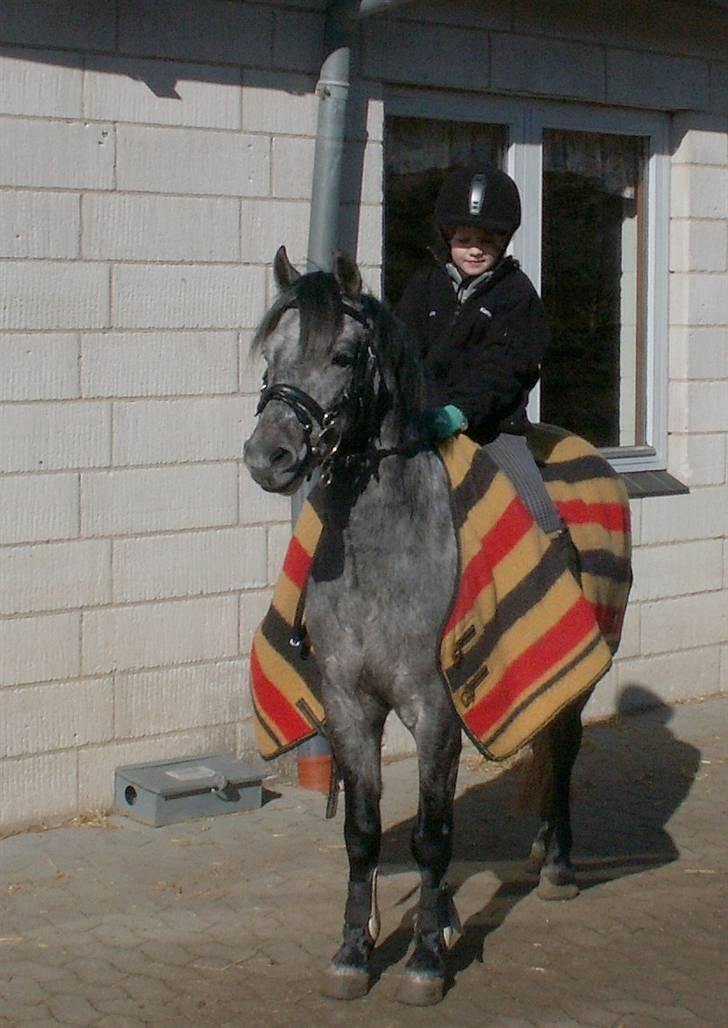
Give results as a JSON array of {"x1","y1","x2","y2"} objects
[
  {"x1": 334, "y1": 251, "x2": 362, "y2": 299},
  {"x1": 273, "y1": 246, "x2": 300, "y2": 289}
]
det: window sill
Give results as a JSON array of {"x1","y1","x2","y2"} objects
[{"x1": 620, "y1": 470, "x2": 689, "y2": 499}]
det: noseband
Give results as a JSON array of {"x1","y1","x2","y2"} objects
[{"x1": 255, "y1": 298, "x2": 398, "y2": 487}]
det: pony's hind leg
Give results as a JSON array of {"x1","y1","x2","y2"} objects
[
  {"x1": 529, "y1": 696, "x2": 589, "y2": 900},
  {"x1": 397, "y1": 712, "x2": 462, "y2": 1006},
  {"x1": 321, "y1": 698, "x2": 387, "y2": 1001}
]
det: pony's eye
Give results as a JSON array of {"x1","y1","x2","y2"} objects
[{"x1": 332, "y1": 353, "x2": 353, "y2": 368}]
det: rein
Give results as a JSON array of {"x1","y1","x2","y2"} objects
[{"x1": 255, "y1": 297, "x2": 428, "y2": 487}]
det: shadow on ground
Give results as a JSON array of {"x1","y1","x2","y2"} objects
[{"x1": 370, "y1": 685, "x2": 702, "y2": 983}]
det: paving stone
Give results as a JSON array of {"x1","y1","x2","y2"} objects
[{"x1": 0, "y1": 696, "x2": 726, "y2": 1026}]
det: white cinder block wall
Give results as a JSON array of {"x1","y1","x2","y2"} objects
[{"x1": 0, "y1": 0, "x2": 726, "y2": 830}]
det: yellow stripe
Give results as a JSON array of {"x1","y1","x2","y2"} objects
[{"x1": 439, "y1": 434, "x2": 480, "y2": 490}]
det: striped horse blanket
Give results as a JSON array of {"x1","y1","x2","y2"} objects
[{"x1": 250, "y1": 424, "x2": 632, "y2": 761}]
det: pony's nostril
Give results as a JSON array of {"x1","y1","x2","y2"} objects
[{"x1": 271, "y1": 447, "x2": 293, "y2": 468}]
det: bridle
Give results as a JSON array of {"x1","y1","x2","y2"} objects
[{"x1": 255, "y1": 297, "x2": 424, "y2": 487}]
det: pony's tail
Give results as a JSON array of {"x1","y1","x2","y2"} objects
[{"x1": 517, "y1": 730, "x2": 553, "y2": 815}]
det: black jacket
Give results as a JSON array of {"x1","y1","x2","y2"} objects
[{"x1": 396, "y1": 253, "x2": 550, "y2": 443}]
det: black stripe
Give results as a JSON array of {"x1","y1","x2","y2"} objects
[
  {"x1": 262, "y1": 606, "x2": 323, "y2": 701},
  {"x1": 449, "y1": 447, "x2": 500, "y2": 533},
  {"x1": 539, "y1": 454, "x2": 619, "y2": 484},
  {"x1": 579, "y1": 549, "x2": 631, "y2": 583},
  {"x1": 485, "y1": 632, "x2": 605, "y2": 746},
  {"x1": 445, "y1": 539, "x2": 570, "y2": 695}
]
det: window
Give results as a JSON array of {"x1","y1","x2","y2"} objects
[{"x1": 384, "y1": 95, "x2": 670, "y2": 472}]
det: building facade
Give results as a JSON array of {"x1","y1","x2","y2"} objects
[{"x1": 0, "y1": 0, "x2": 726, "y2": 829}]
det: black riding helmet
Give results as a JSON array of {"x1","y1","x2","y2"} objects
[{"x1": 434, "y1": 165, "x2": 522, "y2": 240}]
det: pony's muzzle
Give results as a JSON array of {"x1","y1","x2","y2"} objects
[{"x1": 243, "y1": 427, "x2": 308, "y2": 494}]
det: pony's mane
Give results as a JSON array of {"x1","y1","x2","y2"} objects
[{"x1": 253, "y1": 269, "x2": 427, "y2": 439}]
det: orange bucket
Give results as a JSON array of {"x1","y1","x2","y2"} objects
[{"x1": 297, "y1": 753, "x2": 333, "y2": 794}]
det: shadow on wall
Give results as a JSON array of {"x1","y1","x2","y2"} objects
[{"x1": 373, "y1": 685, "x2": 701, "y2": 981}]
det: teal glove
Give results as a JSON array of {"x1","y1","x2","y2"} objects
[{"x1": 423, "y1": 404, "x2": 468, "y2": 441}]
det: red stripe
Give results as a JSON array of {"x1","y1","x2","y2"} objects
[
  {"x1": 465, "y1": 595, "x2": 598, "y2": 738},
  {"x1": 282, "y1": 535, "x2": 313, "y2": 593},
  {"x1": 250, "y1": 642, "x2": 312, "y2": 743},
  {"x1": 593, "y1": 602, "x2": 624, "y2": 639},
  {"x1": 445, "y1": 497, "x2": 532, "y2": 637},
  {"x1": 557, "y1": 499, "x2": 630, "y2": 534}
]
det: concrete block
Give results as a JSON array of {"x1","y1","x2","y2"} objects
[
  {"x1": 669, "y1": 272, "x2": 728, "y2": 328},
  {"x1": 0, "y1": 47, "x2": 82, "y2": 118},
  {"x1": 273, "y1": 8, "x2": 324, "y2": 73},
  {"x1": 0, "y1": 539, "x2": 111, "y2": 616},
  {"x1": 239, "y1": 464, "x2": 291, "y2": 525},
  {"x1": 118, "y1": 0, "x2": 273, "y2": 65},
  {"x1": 82, "y1": 463, "x2": 238, "y2": 536},
  {"x1": 711, "y1": 60, "x2": 728, "y2": 114},
  {"x1": 607, "y1": 49, "x2": 709, "y2": 110},
  {"x1": 617, "y1": 644, "x2": 721, "y2": 707},
  {"x1": 242, "y1": 70, "x2": 318, "y2": 135},
  {"x1": 630, "y1": 538, "x2": 723, "y2": 601},
  {"x1": 615, "y1": 599, "x2": 640, "y2": 660},
  {"x1": 113, "y1": 525, "x2": 267, "y2": 602},
  {"x1": 670, "y1": 220, "x2": 727, "y2": 273},
  {"x1": 0, "y1": 473, "x2": 79, "y2": 545},
  {"x1": 0, "y1": 612, "x2": 80, "y2": 687},
  {"x1": 0, "y1": 401, "x2": 111, "y2": 473},
  {"x1": 668, "y1": 433, "x2": 726, "y2": 488},
  {"x1": 641, "y1": 589, "x2": 728, "y2": 655},
  {"x1": 0, "y1": 261, "x2": 110, "y2": 331},
  {"x1": 114, "y1": 659, "x2": 246, "y2": 737},
  {"x1": 112, "y1": 396, "x2": 254, "y2": 466},
  {"x1": 112, "y1": 264, "x2": 266, "y2": 329},
  {"x1": 0, "y1": 334, "x2": 80, "y2": 401},
  {"x1": 0, "y1": 679, "x2": 113, "y2": 758},
  {"x1": 240, "y1": 588, "x2": 273, "y2": 653},
  {"x1": 117, "y1": 124, "x2": 269, "y2": 197},
  {"x1": 82, "y1": 331, "x2": 239, "y2": 397},
  {"x1": 671, "y1": 165, "x2": 728, "y2": 219},
  {"x1": 0, "y1": 190, "x2": 80, "y2": 259},
  {"x1": 397, "y1": 0, "x2": 510, "y2": 29},
  {"x1": 81, "y1": 595, "x2": 239, "y2": 675},
  {"x1": 0, "y1": 1, "x2": 113, "y2": 50},
  {"x1": 0, "y1": 751, "x2": 78, "y2": 830},
  {"x1": 0, "y1": 119, "x2": 114, "y2": 190},
  {"x1": 491, "y1": 33, "x2": 604, "y2": 101},
  {"x1": 239, "y1": 331, "x2": 266, "y2": 393},
  {"x1": 77, "y1": 725, "x2": 239, "y2": 812},
  {"x1": 240, "y1": 200, "x2": 310, "y2": 264},
  {"x1": 267, "y1": 522, "x2": 291, "y2": 585},
  {"x1": 669, "y1": 326, "x2": 728, "y2": 381},
  {"x1": 672, "y1": 113, "x2": 728, "y2": 165},
  {"x1": 83, "y1": 56, "x2": 241, "y2": 129},
  {"x1": 341, "y1": 139, "x2": 384, "y2": 206},
  {"x1": 364, "y1": 20, "x2": 489, "y2": 91},
  {"x1": 272, "y1": 137, "x2": 315, "y2": 199},
  {"x1": 82, "y1": 194, "x2": 240, "y2": 262},
  {"x1": 640, "y1": 485, "x2": 728, "y2": 544}
]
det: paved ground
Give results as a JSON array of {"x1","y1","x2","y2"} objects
[{"x1": 1, "y1": 692, "x2": 726, "y2": 1028}]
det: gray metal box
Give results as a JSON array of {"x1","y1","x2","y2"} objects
[{"x1": 114, "y1": 752, "x2": 263, "y2": 827}]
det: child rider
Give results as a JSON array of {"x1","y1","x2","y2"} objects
[{"x1": 395, "y1": 164, "x2": 562, "y2": 535}]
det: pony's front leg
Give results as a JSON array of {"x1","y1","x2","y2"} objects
[
  {"x1": 321, "y1": 701, "x2": 386, "y2": 1001},
  {"x1": 398, "y1": 714, "x2": 462, "y2": 1007}
]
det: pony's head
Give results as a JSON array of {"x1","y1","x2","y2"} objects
[{"x1": 243, "y1": 247, "x2": 425, "y2": 494}]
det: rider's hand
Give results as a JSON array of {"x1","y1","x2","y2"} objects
[{"x1": 423, "y1": 404, "x2": 468, "y2": 440}]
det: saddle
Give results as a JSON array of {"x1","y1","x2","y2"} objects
[{"x1": 250, "y1": 424, "x2": 632, "y2": 761}]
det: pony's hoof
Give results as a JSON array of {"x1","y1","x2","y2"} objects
[
  {"x1": 321, "y1": 965, "x2": 370, "y2": 1000},
  {"x1": 396, "y1": 972, "x2": 445, "y2": 1006},
  {"x1": 537, "y1": 868, "x2": 579, "y2": 901}
]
